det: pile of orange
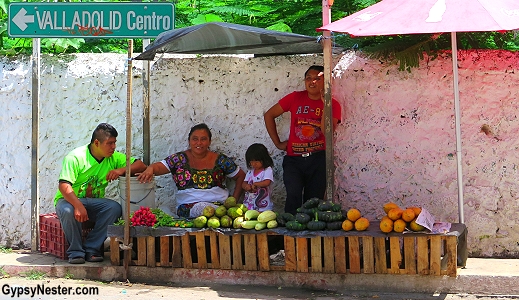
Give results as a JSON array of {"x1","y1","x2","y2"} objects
[
  {"x1": 342, "y1": 208, "x2": 370, "y2": 231},
  {"x1": 379, "y1": 202, "x2": 425, "y2": 233}
]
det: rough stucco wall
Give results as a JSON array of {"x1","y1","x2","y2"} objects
[
  {"x1": 334, "y1": 50, "x2": 519, "y2": 257},
  {"x1": 1, "y1": 50, "x2": 519, "y2": 258},
  {"x1": 0, "y1": 54, "x2": 145, "y2": 247}
]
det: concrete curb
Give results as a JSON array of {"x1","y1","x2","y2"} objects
[{"x1": 1, "y1": 253, "x2": 518, "y2": 295}]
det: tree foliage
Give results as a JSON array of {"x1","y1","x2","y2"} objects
[{"x1": 1, "y1": 0, "x2": 518, "y2": 65}]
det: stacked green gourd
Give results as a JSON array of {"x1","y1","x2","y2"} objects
[{"x1": 280, "y1": 198, "x2": 345, "y2": 231}]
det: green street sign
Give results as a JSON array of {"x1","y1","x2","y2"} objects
[{"x1": 8, "y1": 2, "x2": 175, "y2": 38}]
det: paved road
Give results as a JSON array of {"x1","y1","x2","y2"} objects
[{"x1": 1, "y1": 276, "x2": 518, "y2": 300}]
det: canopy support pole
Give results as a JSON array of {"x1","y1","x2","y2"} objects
[
  {"x1": 322, "y1": 0, "x2": 334, "y2": 202},
  {"x1": 142, "y1": 39, "x2": 151, "y2": 166},
  {"x1": 123, "y1": 39, "x2": 134, "y2": 280},
  {"x1": 451, "y1": 32, "x2": 464, "y2": 224}
]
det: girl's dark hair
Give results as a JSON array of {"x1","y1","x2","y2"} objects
[
  {"x1": 245, "y1": 143, "x2": 273, "y2": 169},
  {"x1": 188, "y1": 123, "x2": 212, "y2": 140},
  {"x1": 91, "y1": 123, "x2": 118, "y2": 143},
  {"x1": 304, "y1": 65, "x2": 324, "y2": 77}
]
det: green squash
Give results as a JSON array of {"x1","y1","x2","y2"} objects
[
  {"x1": 276, "y1": 215, "x2": 286, "y2": 227},
  {"x1": 318, "y1": 201, "x2": 334, "y2": 211},
  {"x1": 281, "y1": 212, "x2": 295, "y2": 222},
  {"x1": 326, "y1": 221, "x2": 343, "y2": 230},
  {"x1": 306, "y1": 212, "x2": 326, "y2": 231},
  {"x1": 294, "y1": 213, "x2": 311, "y2": 224},
  {"x1": 286, "y1": 220, "x2": 306, "y2": 231},
  {"x1": 302, "y1": 197, "x2": 321, "y2": 209}
]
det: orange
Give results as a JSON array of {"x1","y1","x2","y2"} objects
[
  {"x1": 408, "y1": 206, "x2": 422, "y2": 217},
  {"x1": 383, "y1": 202, "x2": 399, "y2": 214},
  {"x1": 387, "y1": 208, "x2": 404, "y2": 221},
  {"x1": 381, "y1": 215, "x2": 391, "y2": 222},
  {"x1": 379, "y1": 218, "x2": 393, "y2": 233},
  {"x1": 342, "y1": 219, "x2": 354, "y2": 231},
  {"x1": 401, "y1": 208, "x2": 416, "y2": 222},
  {"x1": 393, "y1": 219, "x2": 407, "y2": 233},
  {"x1": 346, "y1": 208, "x2": 362, "y2": 222},
  {"x1": 354, "y1": 217, "x2": 370, "y2": 231}
]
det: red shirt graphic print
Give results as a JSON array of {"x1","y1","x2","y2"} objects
[{"x1": 278, "y1": 91, "x2": 341, "y2": 156}]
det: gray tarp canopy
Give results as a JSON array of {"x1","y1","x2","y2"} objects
[{"x1": 134, "y1": 22, "x2": 324, "y2": 60}]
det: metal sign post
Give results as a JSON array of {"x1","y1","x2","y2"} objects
[{"x1": 30, "y1": 38, "x2": 40, "y2": 253}]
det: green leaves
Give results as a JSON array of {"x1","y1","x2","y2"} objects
[
  {"x1": 151, "y1": 208, "x2": 175, "y2": 228},
  {"x1": 363, "y1": 36, "x2": 436, "y2": 72},
  {"x1": 266, "y1": 22, "x2": 292, "y2": 33},
  {"x1": 0, "y1": 0, "x2": 9, "y2": 15},
  {"x1": 191, "y1": 14, "x2": 224, "y2": 25},
  {"x1": 42, "y1": 38, "x2": 84, "y2": 53}
]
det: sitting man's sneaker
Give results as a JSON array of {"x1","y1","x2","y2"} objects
[
  {"x1": 86, "y1": 253, "x2": 104, "y2": 262},
  {"x1": 68, "y1": 256, "x2": 85, "y2": 264}
]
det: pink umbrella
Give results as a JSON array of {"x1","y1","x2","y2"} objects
[
  {"x1": 317, "y1": 0, "x2": 519, "y2": 223},
  {"x1": 319, "y1": 0, "x2": 519, "y2": 35}
]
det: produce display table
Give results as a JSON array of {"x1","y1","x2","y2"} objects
[{"x1": 107, "y1": 223, "x2": 467, "y2": 277}]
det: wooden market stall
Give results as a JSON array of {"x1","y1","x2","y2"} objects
[{"x1": 107, "y1": 223, "x2": 467, "y2": 278}]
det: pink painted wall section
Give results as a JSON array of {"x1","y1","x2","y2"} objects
[{"x1": 333, "y1": 50, "x2": 519, "y2": 257}]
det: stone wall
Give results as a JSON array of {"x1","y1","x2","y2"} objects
[{"x1": 1, "y1": 50, "x2": 518, "y2": 257}]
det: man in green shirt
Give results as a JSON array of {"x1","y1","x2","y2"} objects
[{"x1": 54, "y1": 123, "x2": 147, "y2": 264}]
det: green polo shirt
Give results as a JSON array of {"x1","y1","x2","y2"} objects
[{"x1": 54, "y1": 144, "x2": 135, "y2": 205}]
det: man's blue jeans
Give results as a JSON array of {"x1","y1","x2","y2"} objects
[{"x1": 55, "y1": 198, "x2": 121, "y2": 259}]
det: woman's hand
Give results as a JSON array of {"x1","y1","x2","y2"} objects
[{"x1": 137, "y1": 165, "x2": 155, "y2": 183}]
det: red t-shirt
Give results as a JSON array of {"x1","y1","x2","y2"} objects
[{"x1": 278, "y1": 91, "x2": 342, "y2": 156}]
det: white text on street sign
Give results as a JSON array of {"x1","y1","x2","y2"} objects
[{"x1": 8, "y1": 2, "x2": 175, "y2": 38}]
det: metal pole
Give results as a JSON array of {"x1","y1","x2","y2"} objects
[
  {"x1": 31, "y1": 38, "x2": 41, "y2": 252},
  {"x1": 451, "y1": 32, "x2": 464, "y2": 224},
  {"x1": 123, "y1": 39, "x2": 134, "y2": 280},
  {"x1": 142, "y1": 39, "x2": 151, "y2": 165},
  {"x1": 322, "y1": 0, "x2": 334, "y2": 201}
]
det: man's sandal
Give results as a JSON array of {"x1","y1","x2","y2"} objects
[
  {"x1": 85, "y1": 253, "x2": 104, "y2": 262},
  {"x1": 68, "y1": 256, "x2": 85, "y2": 264}
]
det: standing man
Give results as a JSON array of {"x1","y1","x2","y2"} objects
[
  {"x1": 264, "y1": 65, "x2": 342, "y2": 214},
  {"x1": 54, "y1": 123, "x2": 147, "y2": 264}
]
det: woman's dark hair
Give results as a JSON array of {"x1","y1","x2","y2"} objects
[
  {"x1": 91, "y1": 123, "x2": 118, "y2": 143},
  {"x1": 305, "y1": 65, "x2": 324, "y2": 77},
  {"x1": 188, "y1": 123, "x2": 212, "y2": 140},
  {"x1": 245, "y1": 143, "x2": 273, "y2": 169}
]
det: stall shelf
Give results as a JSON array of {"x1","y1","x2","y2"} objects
[{"x1": 107, "y1": 223, "x2": 467, "y2": 277}]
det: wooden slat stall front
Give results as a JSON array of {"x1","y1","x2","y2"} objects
[{"x1": 107, "y1": 223, "x2": 467, "y2": 277}]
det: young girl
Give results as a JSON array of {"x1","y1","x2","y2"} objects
[{"x1": 242, "y1": 143, "x2": 274, "y2": 212}]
